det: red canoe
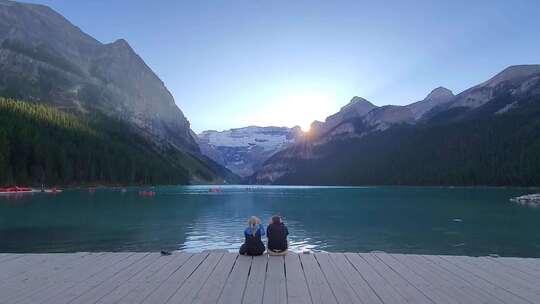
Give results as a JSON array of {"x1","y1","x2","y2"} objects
[{"x1": 0, "y1": 186, "x2": 33, "y2": 193}]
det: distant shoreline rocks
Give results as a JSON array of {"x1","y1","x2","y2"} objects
[{"x1": 510, "y1": 193, "x2": 540, "y2": 207}]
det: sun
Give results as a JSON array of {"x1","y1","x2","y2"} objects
[
  {"x1": 251, "y1": 90, "x2": 337, "y2": 132},
  {"x1": 278, "y1": 93, "x2": 334, "y2": 131},
  {"x1": 299, "y1": 123, "x2": 311, "y2": 133}
]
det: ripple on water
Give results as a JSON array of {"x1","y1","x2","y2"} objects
[{"x1": 0, "y1": 186, "x2": 538, "y2": 257}]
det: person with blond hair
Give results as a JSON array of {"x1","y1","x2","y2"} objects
[{"x1": 239, "y1": 216, "x2": 266, "y2": 256}]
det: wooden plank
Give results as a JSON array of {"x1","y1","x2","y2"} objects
[
  {"x1": 472, "y1": 256, "x2": 540, "y2": 291},
  {"x1": 116, "y1": 253, "x2": 193, "y2": 304},
  {"x1": 299, "y1": 253, "x2": 337, "y2": 304},
  {"x1": 480, "y1": 257, "x2": 540, "y2": 285},
  {"x1": 0, "y1": 254, "x2": 56, "y2": 281},
  {"x1": 4, "y1": 252, "x2": 113, "y2": 304},
  {"x1": 284, "y1": 254, "x2": 311, "y2": 304},
  {"x1": 141, "y1": 253, "x2": 193, "y2": 284},
  {"x1": 165, "y1": 252, "x2": 224, "y2": 304},
  {"x1": 493, "y1": 257, "x2": 540, "y2": 278},
  {"x1": 37, "y1": 253, "x2": 142, "y2": 304},
  {"x1": 5, "y1": 253, "x2": 88, "y2": 281},
  {"x1": 359, "y1": 253, "x2": 432, "y2": 304},
  {"x1": 527, "y1": 257, "x2": 540, "y2": 266},
  {"x1": 448, "y1": 256, "x2": 540, "y2": 302},
  {"x1": 6, "y1": 253, "x2": 113, "y2": 303},
  {"x1": 263, "y1": 255, "x2": 287, "y2": 304},
  {"x1": 1, "y1": 252, "x2": 540, "y2": 304},
  {"x1": 141, "y1": 252, "x2": 209, "y2": 304},
  {"x1": 329, "y1": 253, "x2": 382, "y2": 304},
  {"x1": 423, "y1": 255, "x2": 530, "y2": 304},
  {"x1": 374, "y1": 253, "x2": 460, "y2": 304},
  {"x1": 96, "y1": 253, "x2": 191, "y2": 304},
  {"x1": 420, "y1": 254, "x2": 522, "y2": 304},
  {"x1": 315, "y1": 253, "x2": 361, "y2": 304},
  {"x1": 0, "y1": 253, "x2": 26, "y2": 264},
  {"x1": 217, "y1": 254, "x2": 253, "y2": 304},
  {"x1": 0, "y1": 252, "x2": 89, "y2": 297},
  {"x1": 43, "y1": 252, "x2": 113, "y2": 285},
  {"x1": 393, "y1": 254, "x2": 496, "y2": 304},
  {"x1": 448, "y1": 255, "x2": 540, "y2": 300},
  {"x1": 345, "y1": 253, "x2": 406, "y2": 304},
  {"x1": 191, "y1": 253, "x2": 238, "y2": 304},
  {"x1": 242, "y1": 255, "x2": 268, "y2": 304},
  {"x1": 69, "y1": 252, "x2": 159, "y2": 304}
]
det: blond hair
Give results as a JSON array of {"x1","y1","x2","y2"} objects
[{"x1": 247, "y1": 216, "x2": 261, "y2": 236}]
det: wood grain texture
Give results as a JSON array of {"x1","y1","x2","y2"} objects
[{"x1": 0, "y1": 252, "x2": 537, "y2": 304}]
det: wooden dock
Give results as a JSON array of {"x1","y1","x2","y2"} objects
[{"x1": 0, "y1": 252, "x2": 539, "y2": 304}]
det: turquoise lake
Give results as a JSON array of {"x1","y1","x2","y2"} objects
[{"x1": 0, "y1": 186, "x2": 539, "y2": 257}]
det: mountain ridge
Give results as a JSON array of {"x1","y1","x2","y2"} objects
[
  {"x1": 251, "y1": 64, "x2": 540, "y2": 186},
  {"x1": 0, "y1": 0, "x2": 234, "y2": 184},
  {"x1": 0, "y1": 0, "x2": 198, "y2": 152}
]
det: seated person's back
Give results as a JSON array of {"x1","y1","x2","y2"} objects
[
  {"x1": 239, "y1": 216, "x2": 266, "y2": 256},
  {"x1": 267, "y1": 215, "x2": 288, "y2": 252}
]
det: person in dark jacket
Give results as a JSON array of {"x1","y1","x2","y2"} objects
[
  {"x1": 267, "y1": 215, "x2": 289, "y2": 256},
  {"x1": 239, "y1": 216, "x2": 266, "y2": 256}
]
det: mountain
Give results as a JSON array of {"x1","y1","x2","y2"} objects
[
  {"x1": 407, "y1": 86, "x2": 454, "y2": 120},
  {"x1": 252, "y1": 65, "x2": 540, "y2": 186},
  {"x1": 0, "y1": 0, "x2": 233, "y2": 184},
  {"x1": 0, "y1": 97, "x2": 232, "y2": 185},
  {"x1": 308, "y1": 88, "x2": 454, "y2": 141},
  {"x1": 198, "y1": 126, "x2": 303, "y2": 177},
  {"x1": 0, "y1": 0, "x2": 198, "y2": 152},
  {"x1": 310, "y1": 96, "x2": 377, "y2": 136}
]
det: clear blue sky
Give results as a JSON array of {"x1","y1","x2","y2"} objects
[{"x1": 25, "y1": 0, "x2": 540, "y2": 132}]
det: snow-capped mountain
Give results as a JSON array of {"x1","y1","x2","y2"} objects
[{"x1": 198, "y1": 126, "x2": 303, "y2": 177}]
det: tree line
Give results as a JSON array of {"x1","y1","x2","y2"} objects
[
  {"x1": 0, "y1": 97, "x2": 214, "y2": 186},
  {"x1": 273, "y1": 97, "x2": 540, "y2": 186}
]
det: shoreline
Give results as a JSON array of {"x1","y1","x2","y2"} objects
[{"x1": 3, "y1": 184, "x2": 539, "y2": 190}]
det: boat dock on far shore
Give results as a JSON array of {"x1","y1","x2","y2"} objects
[{"x1": 0, "y1": 251, "x2": 539, "y2": 303}]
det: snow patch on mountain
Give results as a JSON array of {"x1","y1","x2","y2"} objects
[
  {"x1": 200, "y1": 126, "x2": 296, "y2": 150},
  {"x1": 198, "y1": 126, "x2": 302, "y2": 177}
]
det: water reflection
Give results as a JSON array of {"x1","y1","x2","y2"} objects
[{"x1": 1, "y1": 186, "x2": 539, "y2": 257}]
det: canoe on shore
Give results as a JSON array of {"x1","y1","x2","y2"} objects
[
  {"x1": 0, "y1": 186, "x2": 34, "y2": 194},
  {"x1": 0, "y1": 186, "x2": 63, "y2": 194}
]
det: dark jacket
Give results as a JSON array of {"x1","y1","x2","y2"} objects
[
  {"x1": 267, "y1": 223, "x2": 288, "y2": 251},
  {"x1": 239, "y1": 224, "x2": 265, "y2": 256}
]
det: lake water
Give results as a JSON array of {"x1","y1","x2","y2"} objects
[{"x1": 1, "y1": 186, "x2": 539, "y2": 257}]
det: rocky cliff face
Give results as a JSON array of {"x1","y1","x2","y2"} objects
[
  {"x1": 448, "y1": 65, "x2": 540, "y2": 110},
  {"x1": 198, "y1": 126, "x2": 303, "y2": 177},
  {"x1": 310, "y1": 96, "x2": 376, "y2": 137},
  {"x1": 308, "y1": 88, "x2": 454, "y2": 141},
  {"x1": 0, "y1": 0, "x2": 198, "y2": 152},
  {"x1": 407, "y1": 87, "x2": 454, "y2": 120}
]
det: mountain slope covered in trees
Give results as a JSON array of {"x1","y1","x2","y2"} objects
[
  {"x1": 0, "y1": 0, "x2": 238, "y2": 185},
  {"x1": 0, "y1": 97, "x2": 233, "y2": 186},
  {"x1": 253, "y1": 65, "x2": 540, "y2": 186}
]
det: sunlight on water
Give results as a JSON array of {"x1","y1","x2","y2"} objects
[{"x1": 1, "y1": 185, "x2": 539, "y2": 257}]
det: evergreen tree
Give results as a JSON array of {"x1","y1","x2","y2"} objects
[{"x1": 0, "y1": 97, "x2": 221, "y2": 186}]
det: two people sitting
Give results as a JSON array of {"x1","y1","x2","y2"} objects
[{"x1": 239, "y1": 215, "x2": 289, "y2": 256}]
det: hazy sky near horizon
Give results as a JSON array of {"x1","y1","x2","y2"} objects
[{"x1": 25, "y1": 0, "x2": 540, "y2": 132}]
